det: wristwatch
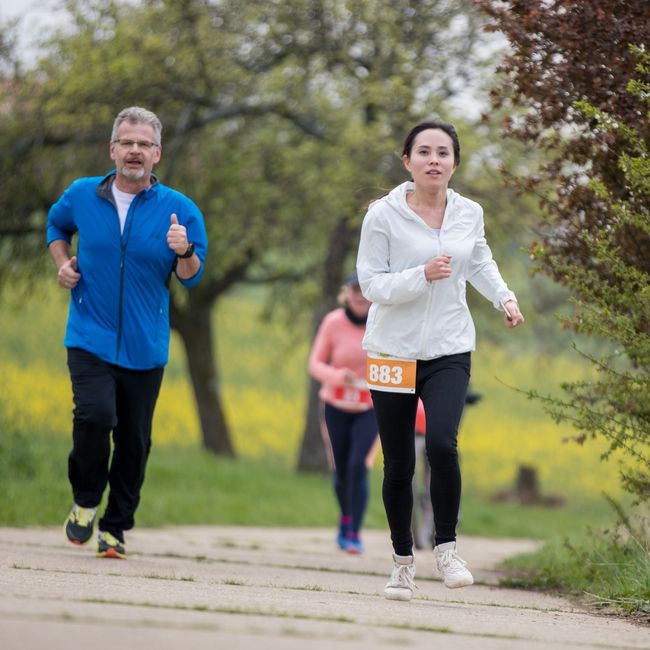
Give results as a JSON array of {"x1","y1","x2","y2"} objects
[{"x1": 177, "y1": 242, "x2": 195, "y2": 259}]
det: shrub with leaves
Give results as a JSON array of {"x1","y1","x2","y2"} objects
[
  {"x1": 523, "y1": 50, "x2": 649, "y2": 503},
  {"x1": 476, "y1": 0, "x2": 649, "y2": 503}
]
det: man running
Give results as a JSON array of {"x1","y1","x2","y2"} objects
[{"x1": 47, "y1": 106, "x2": 208, "y2": 558}]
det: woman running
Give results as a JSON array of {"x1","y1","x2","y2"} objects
[
  {"x1": 356, "y1": 119, "x2": 524, "y2": 600},
  {"x1": 308, "y1": 273, "x2": 379, "y2": 554}
]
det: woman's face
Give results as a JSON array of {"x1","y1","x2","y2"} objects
[
  {"x1": 347, "y1": 284, "x2": 370, "y2": 317},
  {"x1": 402, "y1": 128, "x2": 457, "y2": 190}
]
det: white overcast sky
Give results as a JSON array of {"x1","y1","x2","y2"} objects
[
  {"x1": 0, "y1": 0, "x2": 70, "y2": 63},
  {"x1": 0, "y1": 0, "x2": 32, "y2": 17},
  {"x1": 0, "y1": 0, "x2": 497, "y2": 119}
]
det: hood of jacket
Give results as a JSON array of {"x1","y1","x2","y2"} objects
[
  {"x1": 356, "y1": 181, "x2": 516, "y2": 360},
  {"x1": 381, "y1": 181, "x2": 461, "y2": 223}
]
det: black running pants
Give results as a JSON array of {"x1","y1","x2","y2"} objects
[
  {"x1": 370, "y1": 352, "x2": 470, "y2": 556},
  {"x1": 66, "y1": 347, "x2": 164, "y2": 541}
]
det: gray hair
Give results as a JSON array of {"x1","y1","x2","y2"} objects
[{"x1": 111, "y1": 106, "x2": 162, "y2": 144}]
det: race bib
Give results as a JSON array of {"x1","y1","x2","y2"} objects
[
  {"x1": 332, "y1": 384, "x2": 372, "y2": 406},
  {"x1": 366, "y1": 353, "x2": 417, "y2": 394}
]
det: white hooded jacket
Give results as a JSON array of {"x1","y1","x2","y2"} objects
[{"x1": 356, "y1": 181, "x2": 516, "y2": 360}]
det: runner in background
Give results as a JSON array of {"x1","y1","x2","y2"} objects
[{"x1": 308, "y1": 273, "x2": 379, "y2": 554}]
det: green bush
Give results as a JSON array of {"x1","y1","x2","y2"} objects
[{"x1": 502, "y1": 505, "x2": 650, "y2": 618}]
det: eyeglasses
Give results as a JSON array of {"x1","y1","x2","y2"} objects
[{"x1": 113, "y1": 139, "x2": 159, "y2": 150}]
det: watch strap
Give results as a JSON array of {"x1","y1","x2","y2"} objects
[{"x1": 177, "y1": 242, "x2": 195, "y2": 259}]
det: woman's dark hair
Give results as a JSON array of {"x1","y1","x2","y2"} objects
[{"x1": 402, "y1": 119, "x2": 460, "y2": 167}]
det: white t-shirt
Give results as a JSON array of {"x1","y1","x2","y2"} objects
[{"x1": 111, "y1": 184, "x2": 137, "y2": 234}]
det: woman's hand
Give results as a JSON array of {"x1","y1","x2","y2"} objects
[
  {"x1": 503, "y1": 300, "x2": 524, "y2": 328},
  {"x1": 337, "y1": 368, "x2": 358, "y2": 386},
  {"x1": 424, "y1": 255, "x2": 452, "y2": 281}
]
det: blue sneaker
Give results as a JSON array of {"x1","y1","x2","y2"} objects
[
  {"x1": 345, "y1": 536, "x2": 364, "y2": 554},
  {"x1": 337, "y1": 532, "x2": 349, "y2": 550}
]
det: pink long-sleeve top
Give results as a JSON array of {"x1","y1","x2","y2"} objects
[{"x1": 308, "y1": 308, "x2": 372, "y2": 412}]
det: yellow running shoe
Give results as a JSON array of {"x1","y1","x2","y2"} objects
[
  {"x1": 97, "y1": 530, "x2": 126, "y2": 559},
  {"x1": 64, "y1": 504, "x2": 97, "y2": 545}
]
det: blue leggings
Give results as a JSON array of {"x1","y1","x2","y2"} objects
[{"x1": 323, "y1": 405, "x2": 378, "y2": 534}]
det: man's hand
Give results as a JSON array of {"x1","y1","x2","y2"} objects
[
  {"x1": 166, "y1": 213, "x2": 190, "y2": 256},
  {"x1": 57, "y1": 256, "x2": 81, "y2": 289}
]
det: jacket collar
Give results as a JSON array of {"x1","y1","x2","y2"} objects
[
  {"x1": 96, "y1": 170, "x2": 159, "y2": 201},
  {"x1": 385, "y1": 181, "x2": 459, "y2": 223}
]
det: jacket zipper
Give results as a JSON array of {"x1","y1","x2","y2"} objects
[{"x1": 417, "y1": 224, "x2": 443, "y2": 356}]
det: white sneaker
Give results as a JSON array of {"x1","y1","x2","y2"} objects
[
  {"x1": 384, "y1": 554, "x2": 417, "y2": 601},
  {"x1": 434, "y1": 542, "x2": 474, "y2": 588}
]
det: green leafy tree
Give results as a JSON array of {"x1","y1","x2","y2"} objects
[
  {"x1": 0, "y1": 0, "x2": 524, "y2": 463},
  {"x1": 0, "y1": 0, "x2": 330, "y2": 454},
  {"x1": 476, "y1": 0, "x2": 649, "y2": 501}
]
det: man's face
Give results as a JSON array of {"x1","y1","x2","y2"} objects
[{"x1": 110, "y1": 121, "x2": 161, "y2": 183}]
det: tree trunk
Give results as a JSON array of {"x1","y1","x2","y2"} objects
[
  {"x1": 172, "y1": 302, "x2": 235, "y2": 456},
  {"x1": 296, "y1": 215, "x2": 356, "y2": 473},
  {"x1": 296, "y1": 374, "x2": 330, "y2": 473}
]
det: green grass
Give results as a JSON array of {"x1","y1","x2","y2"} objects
[
  {"x1": 0, "y1": 431, "x2": 338, "y2": 528},
  {"x1": 458, "y1": 490, "x2": 619, "y2": 539},
  {"x1": 501, "y1": 517, "x2": 650, "y2": 620},
  {"x1": 0, "y1": 428, "x2": 619, "y2": 539}
]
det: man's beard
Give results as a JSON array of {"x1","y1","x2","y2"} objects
[{"x1": 119, "y1": 165, "x2": 146, "y2": 181}]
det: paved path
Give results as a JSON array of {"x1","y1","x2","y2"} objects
[{"x1": 0, "y1": 526, "x2": 647, "y2": 649}]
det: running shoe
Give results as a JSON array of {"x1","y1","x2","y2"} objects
[
  {"x1": 337, "y1": 516, "x2": 351, "y2": 550},
  {"x1": 64, "y1": 504, "x2": 97, "y2": 545},
  {"x1": 97, "y1": 530, "x2": 126, "y2": 559},
  {"x1": 337, "y1": 532, "x2": 349, "y2": 550},
  {"x1": 434, "y1": 542, "x2": 474, "y2": 588},
  {"x1": 384, "y1": 554, "x2": 416, "y2": 601},
  {"x1": 345, "y1": 535, "x2": 364, "y2": 555}
]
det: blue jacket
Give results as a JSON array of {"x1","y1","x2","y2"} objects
[{"x1": 47, "y1": 171, "x2": 208, "y2": 370}]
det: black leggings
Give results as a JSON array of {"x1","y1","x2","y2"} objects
[
  {"x1": 371, "y1": 352, "x2": 470, "y2": 555},
  {"x1": 324, "y1": 405, "x2": 378, "y2": 534}
]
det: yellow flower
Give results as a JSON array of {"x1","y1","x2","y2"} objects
[{"x1": 0, "y1": 291, "x2": 636, "y2": 499}]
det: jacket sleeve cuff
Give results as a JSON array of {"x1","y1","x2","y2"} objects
[
  {"x1": 496, "y1": 291, "x2": 517, "y2": 310},
  {"x1": 177, "y1": 260, "x2": 204, "y2": 287}
]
